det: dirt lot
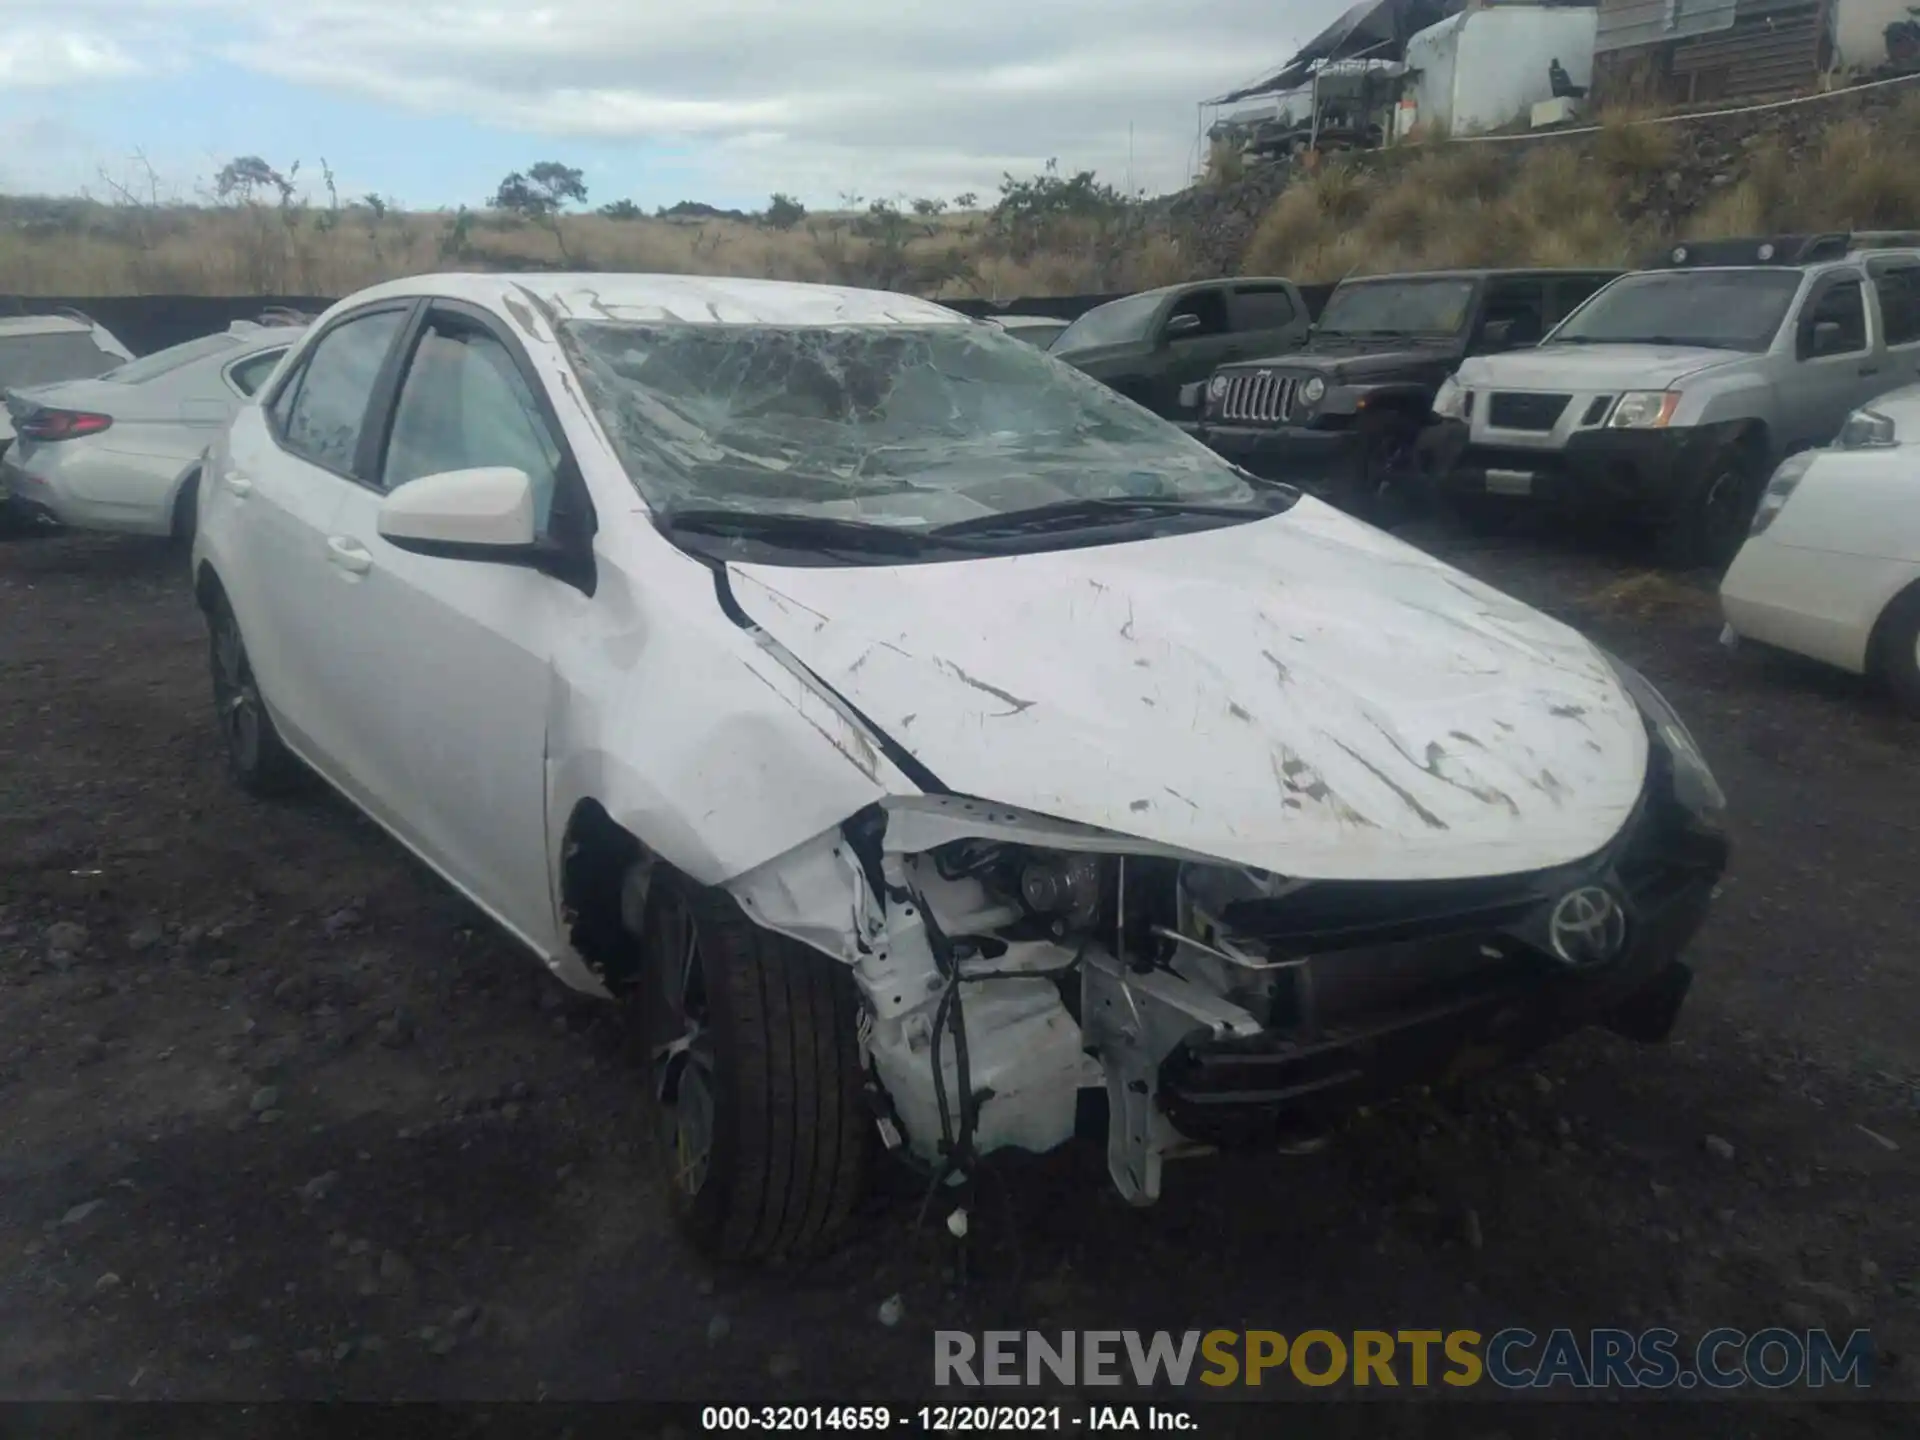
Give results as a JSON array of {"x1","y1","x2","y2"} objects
[{"x1": 1, "y1": 517, "x2": 1917, "y2": 1426}]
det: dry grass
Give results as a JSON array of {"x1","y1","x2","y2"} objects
[
  {"x1": 5, "y1": 92, "x2": 1920, "y2": 298},
  {"x1": 1245, "y1": 91, "x2": 1920, "y2": 283},
  {"x1": 1582, "y1": 571, "x2": 1717, "y2": 621}
]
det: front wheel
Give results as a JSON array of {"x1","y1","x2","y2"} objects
[
  {"x1": 639, "y1": 874, "x2": 871, "y2": 1263},
  {"x1": 1659, "y1": 441, "x2": 1763, "y2": 571}
]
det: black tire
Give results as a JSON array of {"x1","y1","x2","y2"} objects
[
  {"x1": 1658, "y1": 438, "x2": 1764, "y2": 571},
  {"x1": 1351, "y1": 414, "x2": 1420, "y2": 525},
  {"x1": 1871, "y1": 586, "x2": 1920, "y2": 717},
  {"x1": 207, "y1": 592, "x2": 304, "y2": 797},
  {"x1": 170, "y1": 471, "x2": 199, "y2": 545},
  {"x1": 640, "y1": 873, "x2": 870, "y2": 1264}
]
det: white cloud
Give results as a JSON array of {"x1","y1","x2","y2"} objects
[
  {"x1": 2, "y1": 0, "x2": 1333, "y2": 202},
  {"x1": 0, "y1": 26, "x2": 147, "y2": 85}
]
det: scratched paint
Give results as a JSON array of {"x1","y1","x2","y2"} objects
[{"x1": 728, "y1": 496, "x2": 1650, "y2": 882}]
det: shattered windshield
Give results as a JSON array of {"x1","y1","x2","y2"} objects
[
  {"x1": 1316, "y1": 279, "x2": 1475, "y2": 336},
  {"x1": 1049, "y1": 292, "x2": 1163, "y2": 353},
  {"x1": 558, "y1": 320, "x2": 1264, "y2": 530},
  {"x1": 1548, "y1": 271, "x2": 1802, "y2": 351}
]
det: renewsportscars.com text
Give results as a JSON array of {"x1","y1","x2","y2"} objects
[{"x1": 933, "y1": 1327, "x2": 1876, "y2": 1391}]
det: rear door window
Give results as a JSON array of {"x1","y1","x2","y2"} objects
[
  {"x1": 1870, "y1": 261, "x2": 1920, "y2": 349},
  {"x1": 227, "y1": 349, "x2": 288, "y2": 398},
  {"x1": 1229, "y1": 285, "x2": 1296, "y2": 331},
  {"x1": 274, "y1": 309, "x2": 407, "y2": 475}
]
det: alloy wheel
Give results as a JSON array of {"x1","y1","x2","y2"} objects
[
  {"x1": 649, "y1": 889, "x2": 717, "y2": 1198},
  {"x1": 211, "y1": 612, "x2": 263, "y2": 774}
]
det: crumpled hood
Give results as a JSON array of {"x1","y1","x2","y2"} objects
[
  {"x1": 727, "y1": 499, "x2": 1649, "y2": 882},
  {"x1": 1458, "y1": 343, "x2": 1741, "y2": 392}
]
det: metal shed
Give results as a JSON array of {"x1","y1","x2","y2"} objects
[{"x1": 1590, "y1": 0, "x2": 1833, "y2": 106}]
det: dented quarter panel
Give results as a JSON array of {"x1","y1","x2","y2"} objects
[{"x1": 728, "y1": 497, "x2": 1648, "y2": 881}]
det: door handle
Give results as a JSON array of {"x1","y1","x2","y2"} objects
[
  {"x1": 325, "y1": 536, "x2": 373, "y2": 575},
  {"x1": 224, "y1": 472, "x2": 254, "y2": 497},
  {"x1": 1860, "y1": 364, "x2": 1882, "y2": 377}
]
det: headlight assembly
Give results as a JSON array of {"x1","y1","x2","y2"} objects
[
  {"x1": 1608, "y1": 391, "x2": 1680, "y2": 429},
  {"x1": 1604, "y1": 652, "x2": 1726, "y2": 816},
  {"x1": 1301, "y1": 376, "x2": 1326, "y2": 405}
]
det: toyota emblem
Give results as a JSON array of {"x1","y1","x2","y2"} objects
[{"x1": 1547, "y1": 886, "x2": 1628, "y2": 966}]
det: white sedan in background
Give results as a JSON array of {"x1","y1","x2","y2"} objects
[
  {"x1": 1, "y1": 319, "x2": 304, "y2": 539},
  {"x1": 1721, "y1": 384, "x2": 1920, "y2": 711}
]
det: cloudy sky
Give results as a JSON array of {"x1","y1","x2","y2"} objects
[{"x1": 0, "y1": 0, "x2": 1334, "y2": 211}]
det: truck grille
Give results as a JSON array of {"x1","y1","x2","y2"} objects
[
  {"x1": 1487, "y1": 392, "x2": 1570, "y2": 431},
  {"x1": 1217, "y1": 370, "x2": 1298, "y2": 425}
]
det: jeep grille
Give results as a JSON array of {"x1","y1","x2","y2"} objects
[{"x1": 1217, "y1": 370, "x2": 1297, "y2": 425}]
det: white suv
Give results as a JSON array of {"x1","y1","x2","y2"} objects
[{"x1": 192, "y1": 272, "x2": 1728, "y2": 1262}]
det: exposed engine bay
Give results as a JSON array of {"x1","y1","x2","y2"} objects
[{"x1": 723, "y1": 756, "x2": 1725, "y2": 1207}]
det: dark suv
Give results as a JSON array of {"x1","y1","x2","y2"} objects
[
  {"x1": 1188, "y1": 268, "x2": 1621, "y2": 511},
  {"x1": 1050, "y1": 278, "x2": 1311, "y2": 420}
]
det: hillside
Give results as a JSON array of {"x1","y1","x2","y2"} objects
[{"x1": 3, "y1": 76, "x2": 1919, "y2": 300}]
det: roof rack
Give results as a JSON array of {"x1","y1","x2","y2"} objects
[{"x1": 1644, "y1": 232, "x2": 1920, "y2": 270}]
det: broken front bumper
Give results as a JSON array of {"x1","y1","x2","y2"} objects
[{"x1": 1081, "y1": 735, "x2": 1727, "y2": 1201}]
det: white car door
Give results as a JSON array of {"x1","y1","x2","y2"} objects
[
  {"x1": 314, "y1": 300, "x2": 592, "y2": 953},
  {"x1": 221, "y1": 303, "x2": 413, "y2": 771}
]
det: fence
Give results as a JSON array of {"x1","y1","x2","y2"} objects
[{"x1": 1, "y1": 285, "x2": 1340, "y2": 358}]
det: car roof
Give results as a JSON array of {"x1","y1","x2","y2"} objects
[
  {"x1": 333, "y1": 272, "x2": 970, "y2": 327},
  {"x1": 1335, "y1": 268, "x2": 1622, "y2": 284}
]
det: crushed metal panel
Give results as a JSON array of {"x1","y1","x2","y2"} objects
[{"x1": 725, "y1": 497, "x2": 1649, "y2": 884}]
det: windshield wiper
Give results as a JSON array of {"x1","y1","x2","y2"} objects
[
  {"x1": 661, "y1": 507, "x2": 977, "y2": 555},
  {"x1": 928, "y1": 493, "x2": 1288, "y2": 539}
]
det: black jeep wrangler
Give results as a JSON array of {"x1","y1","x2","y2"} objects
[{"x1": 1187, "y1": 268, "x2": 1621, "y2": 513}]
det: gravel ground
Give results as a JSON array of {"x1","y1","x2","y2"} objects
[{"x1": 1, "y1": 517, "x2": 1917, "y2": 1427}]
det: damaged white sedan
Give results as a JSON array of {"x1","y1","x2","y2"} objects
[{"x1": 191, "y1": 272, "x2": 1730, "y2": 1262}]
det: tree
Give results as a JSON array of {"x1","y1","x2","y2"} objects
[
  {"x1": 215, "y1": 155, "x2": 296, "y2": 205},
  {"x1": 598, "y1": 199, "x2": 643, "y2": 220},
  {"x1": 764, "y1": 192, "x2": 806, "y2": 230},
  {"x1": 491, "y1": 161, "x2": 589, "y2": 260}
]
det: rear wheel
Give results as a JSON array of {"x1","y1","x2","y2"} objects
[
  {"x1": 207, "y1": 594, "x2": 303, "y2": 796},
  {"x1": 639, "y1": 873, "x2": 870, "y2": 1263}
]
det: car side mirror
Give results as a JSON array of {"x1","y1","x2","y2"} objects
[
  {"x1": 1163, "y1": 312, "x2": 1204, "y2": 342},
  {"x1": 377, "y1": 465, "x2": 538, "y2": 559},
  {"x1": 1806, "y1": 319, "x2": 1846, "y2": 358}
]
